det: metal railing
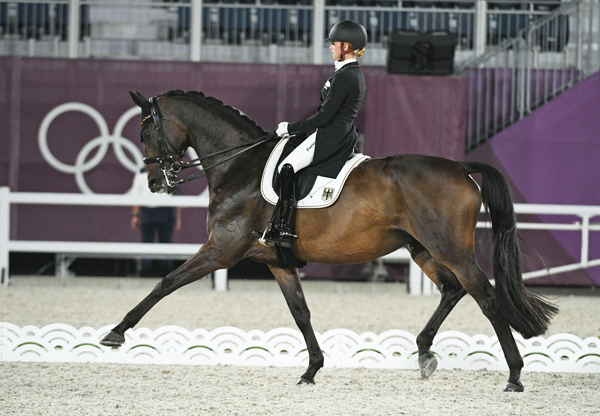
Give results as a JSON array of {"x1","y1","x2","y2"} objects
[
  {"x1": 0, "y1": 0, "x2": 568, "y2": 65},
  {"x1": 457, "y1": 0, "x2": 600, "y2": 150}
]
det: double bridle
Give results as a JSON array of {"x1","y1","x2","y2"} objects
[{"x1": 142, "y1": 97, "x2": 278, "y2": 188}]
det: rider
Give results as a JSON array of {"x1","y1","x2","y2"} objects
[{"x1": 255, "y1": 20, "x2": 367, "y2": 249}]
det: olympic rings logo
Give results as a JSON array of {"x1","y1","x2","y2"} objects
[{"x1": 38, "y1": 102, "x2": 201, "y2": 194}]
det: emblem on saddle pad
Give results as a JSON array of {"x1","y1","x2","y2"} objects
[{"x1": 322, "y1": 187, "x2": 335, "y2": 202}]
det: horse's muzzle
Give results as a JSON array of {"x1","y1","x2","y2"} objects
[{"x1": 148, "y1": 177, "x2": 166, "y2": 194}]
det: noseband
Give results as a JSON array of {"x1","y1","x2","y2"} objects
[{"x1": 142, "y1": 97, "x2": 278, "y2": 188}]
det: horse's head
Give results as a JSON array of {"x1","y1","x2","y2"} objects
[{"x1": 130, "y1": 91, "x2": 188, "y2": 195}]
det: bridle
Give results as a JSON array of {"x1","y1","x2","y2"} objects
[{"x1": 141, "y1": 96, "x2": 279, "y2": 188}]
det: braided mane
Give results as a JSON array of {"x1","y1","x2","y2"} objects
[{"x1": 160, "y1": 89, "x2": 268, "y2": 137}]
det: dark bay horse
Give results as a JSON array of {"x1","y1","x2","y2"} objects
[{"x1": 100, "y1": 90, "x2": 557, "y2": 392}]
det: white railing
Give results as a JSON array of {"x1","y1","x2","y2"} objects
[
  {"x1": 0, "y1": 186, "x2": 228, "y2": 290},
  {"x1": 0, "y1": 186, "x2": 416, "y2": 292},
  {"x1": 485, "y1": 203, "x2": 600, "y2": 281},
  {"x1": 1, "y1": 187, "x2": 599, "y2": 292}
]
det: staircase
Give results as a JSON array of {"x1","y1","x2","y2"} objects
[{"x1": 456, "y1": 0, "x2": 600, "y2": 151}]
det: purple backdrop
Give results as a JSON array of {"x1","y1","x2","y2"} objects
[
  {"x1": 0, "y1": 57, "x2": 467, "y2": 279},
  {"x1": 467, "y1": 71, "x2": 600, "y2": 286}
]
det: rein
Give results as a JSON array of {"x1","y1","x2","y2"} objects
[{"x1": 142, "y1": 96, "x2": 279, "y2": 188}]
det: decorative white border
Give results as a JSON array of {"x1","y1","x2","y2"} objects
[{"x1": 1, "y1": 323, "x2": 599, "y2": 373}]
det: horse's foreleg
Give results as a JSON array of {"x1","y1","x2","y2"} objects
[
  {"x1": 408, "y1": 242, "x2": 466, "y2": 379},
  {"x1": 268, "y1": 264, "x2": 324, "y2": 385},
  {"x1": 100, "y1": 244, "x2": 229, "y2": 347}
]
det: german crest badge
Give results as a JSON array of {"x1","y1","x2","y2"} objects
[{"x1": 322, "y1": 187, "x2": 335, "y2": 202}]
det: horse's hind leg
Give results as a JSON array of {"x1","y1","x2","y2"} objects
[
  {"x1": 408, "y1": 242, "x2": 467, "y2": 379},
  {"x1": 268, "y1": 264, "x2": 324, "y2": 385},
  {"x1": 456, "y1": 261, "x2": 525, "y2": 392}
]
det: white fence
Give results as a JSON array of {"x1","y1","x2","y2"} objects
[
  {"x1": 0, "y1": 186, "x2": 225, "y2": 291},
  {"x1": 1, "y1": 187, "x2": 599, "y2": 293}
]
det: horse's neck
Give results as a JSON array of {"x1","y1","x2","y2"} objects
[{"x1": 190, "y1": 126, "x2": 273, "y2": 192}]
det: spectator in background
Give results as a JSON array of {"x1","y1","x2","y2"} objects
[{"x1": 130, "y1": 168, "x2": 182, "y2": 277}]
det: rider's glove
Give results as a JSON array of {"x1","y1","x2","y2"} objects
[{"x1": 275, "y1": 122, "x2": 289, "y2": 137}]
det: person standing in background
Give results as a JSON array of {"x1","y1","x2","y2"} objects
[{"x1": 130, "y1": 168, "x2": 182, "y2": 277}]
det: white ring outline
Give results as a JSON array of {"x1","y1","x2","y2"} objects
[
  {"x1": 39, "y1": 102, "x2": 205, "y2": 194},
  {"x1": 38, "y1": 103, "x2": 144, "y2": 194}
]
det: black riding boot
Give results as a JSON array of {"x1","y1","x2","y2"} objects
[{"x1": 253, "y1": 164, "x2": 298, "y2": 248}]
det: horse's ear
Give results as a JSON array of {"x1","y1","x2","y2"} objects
[{"x1": 129, "y1": 91, "x2": 150, "y2": 110}]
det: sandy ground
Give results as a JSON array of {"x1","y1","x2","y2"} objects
[{"x1": 1, "y1": 276, "x2": 600, "y2": 415}]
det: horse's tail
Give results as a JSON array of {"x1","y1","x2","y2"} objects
[{"x1": 465, "y1": 162, "x2": 558, "y2": 339}]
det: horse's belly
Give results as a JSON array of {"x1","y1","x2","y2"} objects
[{"x1": 294, "y1": 227, "x2": 410, "y2": 265}]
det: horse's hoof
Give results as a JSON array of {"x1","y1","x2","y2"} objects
[
  {"x1": 296, "y1": 377, "x2": 315, "y2": 385},
  {"x1": 99, "y1": 331, "x2": 125, "y2": 347},
  {"x1": 503, "y1": 381, "x2": 524, "y2": 392},
  {"x1": 418, "y1": 353, "x2": 438, "y2": 379}
]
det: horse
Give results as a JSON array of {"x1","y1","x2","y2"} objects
[{"x1": 100, "y1": 89, "x2": 558, "y2": 392}]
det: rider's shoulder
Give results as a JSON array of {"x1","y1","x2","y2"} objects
[{"x1": 334, "y1": 64, "x2": 361, "y2": 79}]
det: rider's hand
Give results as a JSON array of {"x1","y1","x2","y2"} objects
[{"x1": 275, "y1": 122, "x2": 289, "y2": 137}]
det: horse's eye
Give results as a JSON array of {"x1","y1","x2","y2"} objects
[{"x1": 141, "y1": 131, "x2": 152, "y2": 142}]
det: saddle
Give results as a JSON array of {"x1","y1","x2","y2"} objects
[
  {"x1": 261, "y1": 137, "x2": 370, "y2": 208},
  {"x1": 259, "y1": 137, "x2": 369, "y2": 270}
]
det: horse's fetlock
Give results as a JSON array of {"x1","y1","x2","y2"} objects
[{"x1": 416, "y1": 332, "x2": 433, "y2": 351}]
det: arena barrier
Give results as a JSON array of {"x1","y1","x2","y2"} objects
[
  {"x1": 0, "y1": 187, "x2": 230, "y2": 290},
  {"x1": 1, "y1": 187, "x2": 599, "y2": 292},
  {"x1": 1, "y1": 322, "x2": 599, "y2": 373},
  {"x1": 0, "y1": 187, "x2": 420, "y2": 291}
]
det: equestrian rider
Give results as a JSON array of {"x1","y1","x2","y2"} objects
[{"x1": 255, "y1": 20, "x2": 367, "y2": 248}]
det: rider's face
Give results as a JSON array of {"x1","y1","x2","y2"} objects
[{"x1": 330, "y1": 41, "x2": 345, "y2": 61}]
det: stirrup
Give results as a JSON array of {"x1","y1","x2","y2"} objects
[
  {"x1": 252, "y1": 228, "x2": 296, "y2": 248},
  {"x1": 252, "y1": 227, "x2": 273, "y2": 247},
  {"x1": 267, "y1": 233, "x2": 296, "y2": 249},
  {"x1": 268, "y1": 226, "x2": 297, "y2": 248}
]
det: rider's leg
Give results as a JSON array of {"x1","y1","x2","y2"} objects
[
  {"x1": 277, "y1": 132, "x2": 316, "y2": 173},
  {"x1": 273, "y1": 163, "x2": 297, "y2": 248},
  {"x1": 254, "y1": 133, "x2": 315, "y2": 246},
  {"x1": 271, "y1": 133, "x2": 317, "y2": 247}
]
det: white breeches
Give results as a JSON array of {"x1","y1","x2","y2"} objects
[{"x1": 277, "y1": 131, "x2": 317, "y2": 173}]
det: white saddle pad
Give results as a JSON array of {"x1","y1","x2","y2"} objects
[{"x1": 261, "y1": 138, "x2": 370, "y2": 209}]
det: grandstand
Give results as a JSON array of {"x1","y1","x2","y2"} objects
[{"x1": 0, "y1": 1, "x2": 580, "y2": 66}]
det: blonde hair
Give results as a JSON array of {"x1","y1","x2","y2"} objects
[{"x1": 344, "y1": 42, "x2": 366, "y2": 59}]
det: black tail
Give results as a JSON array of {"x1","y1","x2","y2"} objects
[{"x1": 465, "y1": 162, "x2": 558, "y2": 339}]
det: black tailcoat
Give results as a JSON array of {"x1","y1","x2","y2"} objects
[{"x1": 288, "y1": 62, "x2": 366, "y2": 178}]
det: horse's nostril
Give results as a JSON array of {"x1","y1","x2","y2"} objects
[{"x1": 148, "y1": 178, "x2": 157, "y2": 188}]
